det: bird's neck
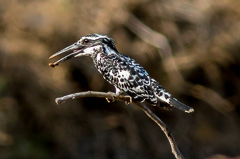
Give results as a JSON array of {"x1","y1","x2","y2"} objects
[
  {"x1": 91, "y1": 43, "x2": 118, "y2": 58},
  {"x1": 102, "y1": 43, "x2": 119, "y2": 55},
  {"x1": 91, "y1": 45, "x2": 119, "y2": 73}
]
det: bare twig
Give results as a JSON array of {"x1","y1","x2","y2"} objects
[
  {"x1": 55, "y1": 91, "x2": 132, "y2": 104},
  {"x1": 55, "y1": 91, "x2": 185, "y2": 159},
  {"x1": 136, "y1": 102, "x2": 184, "y2": 159}
]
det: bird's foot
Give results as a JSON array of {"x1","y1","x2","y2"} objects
[
  {"x1": 106, "y1": 92, "x2": 116, "y2": 103},
  {"x1": 106, "y1": 98, "x2": 111, "y2": 103},
  {"x1": 125, "y1": 96, "x2": 132, "y2": 105},
  {"x1": 105, "y1": 97, "x2": 115, "y2": 103}
]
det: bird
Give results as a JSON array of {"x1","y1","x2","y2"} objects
[{"x1": 49, "y1": 33, "x2": 194, "y2": 113}]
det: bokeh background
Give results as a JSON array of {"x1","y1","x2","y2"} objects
[{"x1": 0, "y1": 0, "x2": 240, "y2": 159}]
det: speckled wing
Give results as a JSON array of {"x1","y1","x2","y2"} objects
[
  {"x1": 116, "y1": 54, "x2": 193, "y2": 112},
  {"x1": 150, "y1": 77, "x2": 194, "y2": 112},
  {"x1": 116, "y1": 54, "x2": 157, "y2": 103},
  {"x1": 95, "y1": 52, "x2": 193, "y2": 112},
  {"x1": 97, "y1": 53, "x2": 156, "y2": 103},
  {"x1": 118, "y1": 54, "x2": 174, "y2": 105}
]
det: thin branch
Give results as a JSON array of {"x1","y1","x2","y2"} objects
[
  {"x1": 55, "y1": 91, "x2": 185, "y2": 159},
  {"x1": 55, "y1": 91, "x2": 132, "y2": 104},
  {"x1": 135, "y1": 102, "x2": 184, "y2": 159}
]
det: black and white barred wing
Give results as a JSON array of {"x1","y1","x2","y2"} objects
[
  {"x1": 107, "y1": 53, "x2": 157, "y2": 103},
  {"x1": 125, "y1": 55, "x2": 194, "y2": 112},
  {"x1": 151, "y1": 78, "x2": 194, "y2": 113},
  {"x1": 99, "y1": 53, "x2": 193, "y2": 112}
]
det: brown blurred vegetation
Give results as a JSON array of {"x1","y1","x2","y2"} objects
[{"x1": 0, "y1": 0, "x2": 240, "y2": 159}]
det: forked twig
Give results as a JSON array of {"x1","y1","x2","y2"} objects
[{"x1": 55, "y1": 91, "x2": 184, "y2": 159}]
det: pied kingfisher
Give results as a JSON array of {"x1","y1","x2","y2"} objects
[{"x1": 49, "y1": 33, "x2": 194, "y2": 113}]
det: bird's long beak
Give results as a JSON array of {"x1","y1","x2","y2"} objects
[{"x1": 49, "y1": 42, "x2": 83, "y2": 67}]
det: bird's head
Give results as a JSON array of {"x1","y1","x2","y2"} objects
[{"x1": 49, "y1": 33, "x2": 118, "y2": 67}]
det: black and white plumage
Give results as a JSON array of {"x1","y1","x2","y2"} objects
[{"x1": 49, "y1": 34, "x2": 194, "y2": 113}]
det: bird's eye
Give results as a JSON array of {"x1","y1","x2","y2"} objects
[{"x1": 82, "y1": 39, "x2": 89, "y2": 44}]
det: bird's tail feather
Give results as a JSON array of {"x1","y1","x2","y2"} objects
[{"x1": 169, "y1": 98, "x2": 194, "y2": 113}]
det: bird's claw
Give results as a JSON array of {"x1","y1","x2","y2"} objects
[
  {"x1": 105, "y1": 98, "x2": 111, "y2": 103},
  {"x1": 105, "y1": 97, "x2": 115, "y2": 103},
  {"x1": 125, "y1": 96, "x2": 132, "y2": 105}
]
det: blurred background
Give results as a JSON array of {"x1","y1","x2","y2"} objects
[{"x1": 0, "y1": 0, "x2": 240, "y2": 159}]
